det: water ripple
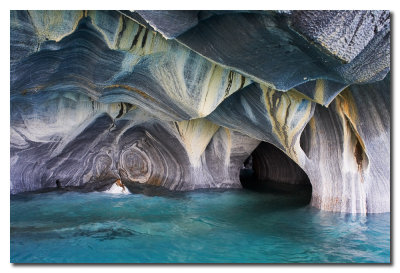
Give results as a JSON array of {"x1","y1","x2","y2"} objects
[{"x1": 10, "y1": 190, "x2": 390, "y2": 263}]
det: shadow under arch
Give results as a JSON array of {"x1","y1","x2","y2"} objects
[{"x1": 239, "y1": 141, "x2": 312, "y2": 205}]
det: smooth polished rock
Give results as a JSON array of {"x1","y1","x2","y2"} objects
[
  {"x1": 10, "y1": 10, "x2": 390, "y2": 213},
  {"x1": 11, "y1": 10, "x2": 251, "y2": 121},
  {"x1": 10, "y1": 88, "x2": 259, "y2": 193},
  {"x1": 207, "y1": 76, "x2": 390, "y2": 213},
  {"x1": 207, "y1": 83, "x2": 315, "y2": 164},
  {"x1": 301, "y1": 75, "x2": 390, "y2": 213},
  {"x1": 132, "y1": 10, "x2": 390, "y2": 105}
]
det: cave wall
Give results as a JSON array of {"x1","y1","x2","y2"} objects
[
  {"x1": 303, "y1": 77, "x2": 390, "y2": 213},
  {"x1": 11, "y1": 92, "x2": 259, "y2": 193},
  {"x1": 10, "y1": 10, "x2": 390, "y2": 213}
]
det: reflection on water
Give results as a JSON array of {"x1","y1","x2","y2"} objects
[{"x1": 10, "y1": 189, "x2": 390, "y2": 263}]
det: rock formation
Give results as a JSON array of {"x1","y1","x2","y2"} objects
[{"x1": 10, "y1": 10, "x2": 390, "y2": 213}]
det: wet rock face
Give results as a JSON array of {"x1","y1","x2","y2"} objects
[{"x1": 10, "y1": 10, "x2": 390, "y2": 213}]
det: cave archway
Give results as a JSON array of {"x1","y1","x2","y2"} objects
[{"x1": 240, "y1": 142, "x2": 312, "y2": 204}]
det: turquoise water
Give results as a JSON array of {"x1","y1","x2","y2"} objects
[{"x1": 10, "y1": 189, "x2": 390, "y2": 263}]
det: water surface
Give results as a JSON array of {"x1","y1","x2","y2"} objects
[{"x1": 10, "y1": 189, "x2": 390, "y2": 263}]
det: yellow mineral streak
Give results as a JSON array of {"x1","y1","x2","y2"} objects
[
  {"x1": 261, "y1": 84, "x2": 313, "y2": 162},
  {"x1": 85, "y1": 11, "x2": 119, "y2": 49},
  {"x1": 198, "y1": 63, "x2": 218, "y2": 115},
  {"x1": 28, "y1": 10, "x2": 84, "y2": 43},
  {"x1": 335, "y1": 89, "x2": 366, "y2": 151},
  {"x1": 26, "y1": 11, "x2": 306, "y2": 126},
  {"x1": 291, "y1": 79, "x2": 329, "y2": 106},
  {"x1": 125, "y1": 23, "x2": 169, "y2": 55},
  {"x1": 168, "y1": 35, "x2": 278, "y2": 92},
  {"x1": 314, "y1": 79, "x2": 325, "y2": 105},
  {"x1": 335, "y1": 89, "x2": 369, "y2": 189},
  {"x1": 117, "y1": 18, "x2": 136, "y2": 51},
  {"x1": 336, "y1": 89, "x2": 358, "y2": 124},
  {"x1": 25, "y1": 11, "x2": 254, "y2": 120},
  {"x1": 199, "y1": 66, "x2": 250, "y2": 116},
  {"x1": 176, "y1": 118, "x2": 220, "y2": 166}
]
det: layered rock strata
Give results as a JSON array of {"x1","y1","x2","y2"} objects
[{"x1": 10, "y1": 10, "x2": 390, "y2": 213}]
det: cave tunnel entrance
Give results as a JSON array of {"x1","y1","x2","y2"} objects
[{"x1": 240, "y1": 142, "x2": 312, "y2": 204}]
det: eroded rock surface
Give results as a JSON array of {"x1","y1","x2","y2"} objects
[{"x1": 10, "y1": 10, "x2": 390, "y2": 213}]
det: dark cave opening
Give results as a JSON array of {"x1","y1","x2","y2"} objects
[{"x1": 239, "y1": 142, "x2": 312, "y2": 204}]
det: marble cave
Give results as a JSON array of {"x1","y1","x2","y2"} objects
[
  {"x1": 10, "y1": 10, "x2": 391, "y2": 214},
  {"x1": 10, "y1": 9, "x2": 393, "y2": 264}
]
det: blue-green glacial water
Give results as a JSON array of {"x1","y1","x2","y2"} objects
[{"x1": 10, "y1": 189, "x2": 390, "y2": 263}]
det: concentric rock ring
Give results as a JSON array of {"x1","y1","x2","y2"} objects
[
  {"x1": 10, "y1": 10, "x2": 391, "y2": 213},
  {"x1": 119, "y1": 143, "x2": 152, "y2": 183}
]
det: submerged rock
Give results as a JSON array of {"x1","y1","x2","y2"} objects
[{"x1": 10, "y1": 10, "x2": 390, "y2": 213}]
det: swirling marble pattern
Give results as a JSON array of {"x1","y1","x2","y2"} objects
[
  {"x1": 300, "y1": 76, "x2": 390, "y2": 213},
  {"x1": 11, "y1": 10, "x2": 251, "y2": 121},
  {"x1": 10, "y1": 10, "x2": 390, "y2": 213},
  {"x1": 134, "y1": 10, "x2": 390, "y2": 105},
  {"x1": 208, "y1": 83, "x2": 315, "y2": 164},
  {"x1": 10, "y1": 87, "x2": 259, "y2": 193}
]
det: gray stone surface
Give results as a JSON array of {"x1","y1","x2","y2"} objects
[
  {"x1": 10, "y1": 10, "x2": 390, "y2": 213},
  {"x1": 132, "y1": 10, "x2": 390, "y2": 106},
  {"x1": 10, "y1": 89, "x2": 259, "y2": 193},
  {"x1": 11, "y1": 11, "x2": 251, "y2": 121},
  {"x1": 290, "y1": 10, "x2": 390, "y2": 63},
  {"x1": 301, "y1": 76, "x2": 390, "y2": 213}
]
